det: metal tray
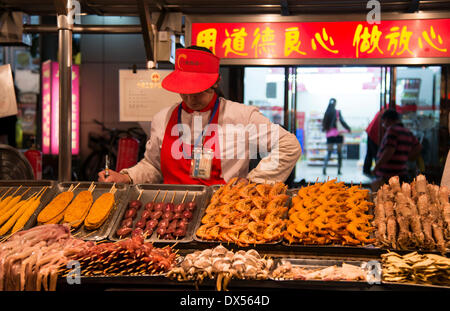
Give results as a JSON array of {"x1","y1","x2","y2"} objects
[
  {"x1": 48, "y1": 182, "x2": 130, "y2": 241},
  {"x1": 270, "y1": 257, "x2": 376, "y2": 284},
  {"x1": 381, "y1": 280, "x2": 450, "y2": 290},
  {"x1": 284, "y1": 187, "x2": 382, "y2": 253},
  {"x1": 109, "y1": 184, "x2": 211, "y2": 244},
  {"x1": 192, "y1": 184, "x2": 290, "y2": 246},
  {"x1": 0, "y1": 180, "x2": 56, "y2": 238}
]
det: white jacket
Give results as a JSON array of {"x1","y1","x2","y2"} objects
[{"x1": 121, "y1": 97, "x2": 302, "y2": 184}]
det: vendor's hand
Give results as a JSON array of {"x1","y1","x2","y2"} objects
[
  {"x1": 98, "y1": 169, "x2": 131, "y2": 184},
  {"x1": 237, "y1": 177, "x2": 249, "y2": 185}
]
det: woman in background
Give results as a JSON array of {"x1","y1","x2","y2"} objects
[{"x1": 322, "y1": 98, "x2": 351, "y2": 175}]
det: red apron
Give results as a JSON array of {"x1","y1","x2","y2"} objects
[{"x1": 160, "y1": 95, "x2": 226, "y2": 185}]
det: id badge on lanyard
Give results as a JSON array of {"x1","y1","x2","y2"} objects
[
  {"x1": 190, "y1": 147, "x2": 213, "y2": 180},
  {"x1": 178, "y1": 98, "x2": 219, "y2": 180}
]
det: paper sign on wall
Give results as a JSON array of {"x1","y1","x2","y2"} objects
[
  {"x1": 0, "y1": 64, "x2": 18, "y2": 118},
  {"x1": 119, "y1": 69, "x2": 181, "y2": 122}
]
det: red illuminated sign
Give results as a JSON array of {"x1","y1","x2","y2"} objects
[{"x1": 191, "y1": 19, "x2": 450, "y2": 59}]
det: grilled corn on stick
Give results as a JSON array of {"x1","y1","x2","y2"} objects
[
  {"x1": 0, "y1": 187, "x2": 12, "y2": 203},
  {"x1": 0, "y1": 191, "x2": 40, "y2": 236},
  {"x1": 84, "y1": 184, "x2": 116, "y2": 230},
  {"x1": 37, "y1": 189, "x2": 75, "y2": 224},
  {"x1": 0, "y1": 186, "x2": 21, "y2": 212},
  {"x1": 0, "y1": 187, "x2": 27, "y2": 216},
  {"x1": 63, "y1": 183, "x2": 95, "y2": 229},
  {"x1": 11, "y1": 187, "x2": 48, "y2": 234},
  {"x1": 0, "y1": 189, "x2": 32, "y2": 225}
]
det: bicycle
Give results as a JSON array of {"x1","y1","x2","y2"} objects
[{"x1": 80, "y1": 120, "x2": 147, "y2": 181}]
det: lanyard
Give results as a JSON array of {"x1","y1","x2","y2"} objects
[{"x1": 177, "y1": 97, "x2": 220, "y2": 150}]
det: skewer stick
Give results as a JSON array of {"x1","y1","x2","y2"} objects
[
  {"x1": 10, "y1": 185, "x2": 23, "y2": 197},
  {"x1": 72, "y1": 183, "x2": 81, "y2": 192},
  {"x1": 181, "y1": 191, "x2": 188, "y2": 204},
  {"x1": 152, "y1": 190, "x2": 160, "y2": 202},
  {"x1": 191, "y1": 192, "x2": 197, "y2": 202},
  {"x1": 110, "y1": 183, "x2": 117, "y2": 195},
  {"x1": 137, "y1": 189, "x2": 144, "y2": 201},
  {"x1": 0, "y1": 187, "x2": 13, "y2": 200},
  {"x1": 161, "y1": 190, "x2": 168, "y2": 202},
  {"x1": 19, "y1": 187, "x2": 31, "y2": 198},
  {"x1": 0, "y1": 232, "x2": 14, "y2": 243},
  {"x1": 171, "y1": 192, "x2": 176, "y2": 204}
]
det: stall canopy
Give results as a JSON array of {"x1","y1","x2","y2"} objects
[
  {"x1": 1, "y1": 0, "x2": 450, "y2": 16},
  {"x1": 1, "y1": 0, "x2": 450, "y2": 183}
]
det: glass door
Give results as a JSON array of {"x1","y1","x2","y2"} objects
[
  {"x1": 394, "y1": 66, "x2": 442, "y2": 182},
  {"x1": 294, "y1": 66, "x2": 383, "y2": 185}
]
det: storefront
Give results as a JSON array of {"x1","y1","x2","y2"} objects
[{"x1": 186, "y1": 13, "x2": 450, "y2": 186}]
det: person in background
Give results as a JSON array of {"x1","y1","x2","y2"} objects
[
  {"x1": 371, "y1": 109, "x2": 422, "y2": 191},
  {"x1": 321, "y1": 98, "x2": 351, "y2": 175},
  {"x1": 363, "y1": 108, "x2": 385, "y2": 176}
]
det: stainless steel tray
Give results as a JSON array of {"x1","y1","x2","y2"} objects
[
  {"x1": 192, "y1": 184, "x2": 290, "y2": 246},
  {"x1": 50, "y1": 182, "x2": 130, "y2": 241},
  {"x1": 284, "y1": 187, "x2": 380, "y2": 251},
  {"x1": 270, "y1": 257, "x2": 375, "y2": 284},
  {"x1": 0, "y1": 180, "x2": 56, "y2": 237},
  {"x1": 109, "y1": 184, "x2": 211, "y2": 244}
]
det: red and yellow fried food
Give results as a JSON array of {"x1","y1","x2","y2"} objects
[
  {"x1": 196, "y1": 180, "x2": 289, "y2": 246},
  {"x1": 284, "y1": 179, "x2": 375, "y2": 246}
]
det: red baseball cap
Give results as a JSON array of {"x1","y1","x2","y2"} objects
[{"x1": 162, "y1": 48, "x2": 220, "y2": 94}]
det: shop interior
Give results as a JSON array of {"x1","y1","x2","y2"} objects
[{"x1": 244, "y1": 65, "x2": 442, "y2": 185}]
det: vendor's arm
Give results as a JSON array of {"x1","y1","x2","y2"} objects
[{"x1": 246, "y1": 110, "x2": 302, "y2": 183}]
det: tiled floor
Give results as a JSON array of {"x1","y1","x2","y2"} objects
[{"x1": 294, "y1": 159, "x2": 373, "y2": 185}]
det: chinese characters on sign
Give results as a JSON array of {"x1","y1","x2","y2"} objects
[{"x1": 191, "y1": 19, "x2": 450, "y2": 59}]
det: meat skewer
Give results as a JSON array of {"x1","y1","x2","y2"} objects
[{"x1": 144, "y1": 190, "x2": 161, "y2": 211}]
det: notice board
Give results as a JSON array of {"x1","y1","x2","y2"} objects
[
  {"x1": 0, "y1": 64, "x2": 18, "y2": 118},
  {"x1": 119, "y1": 69, "x2": 180, "y2": 122}
]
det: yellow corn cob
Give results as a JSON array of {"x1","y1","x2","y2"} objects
[
  {"x1": 0, "y1": 198, "x2": 29, "y2": 226},
  {"x1": 63, "y1": 190, "x2": 94, "y2": 229},
  {"x1": 37, "y1": 191, "x2": 74, "y2": 224},
  {"x1": 0, "y1": 187, "x2": 20, "y2": 214},
  {"x1": 0, "y1": 195, "x2": 35, "y2": 236},
  {"x1": 84, "y1": 192, "x2": 115, "y2": 230},
  {"x1": 0, "y1": 187, "x2": 12, "y2": 207},
  {"x1": 11, "y1": 188, "x2": 47, "y2": 234},
  {"x1": 0, "y1": 187, "x2": 27, "y2": 216}
]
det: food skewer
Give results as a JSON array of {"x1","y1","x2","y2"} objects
[
  {"x1": 10, "y1": 187, "x2": 49, "y2": 234},
  {"x1": 63, "y1": 183, "x2": 95, "y2": 229},
  {"x1": 0, "y1": 187, "x2": 13, "y2": 201},
  {"x1": 137, "y1": 189, "x2": 143, "y2": 201},
  {"x1": 0, "y1": 188, "x2": 32, "y2": 224}
]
